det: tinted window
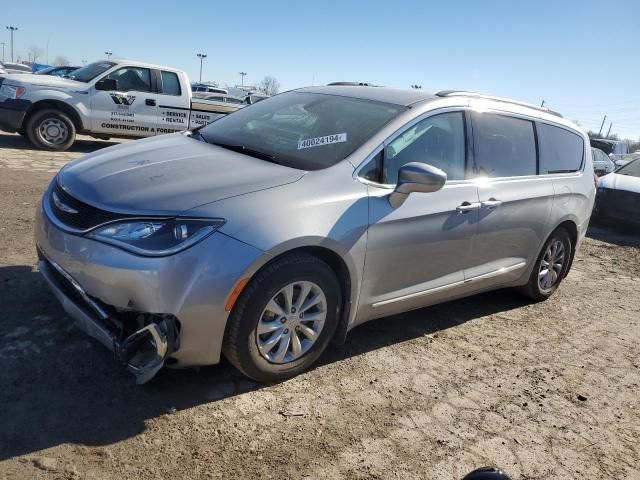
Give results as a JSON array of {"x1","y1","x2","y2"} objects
[
  {"x1": 473, "y1": 113, "x2": 536, "y2": 177},
  {"x1": 616, "y1": 159, "x2": 640, "y2": 177},
  {"x1": 538, "y1": 123, "x2": 584, "y2": 174},
  {"x1": 106, "y1": 67, "x2": 152, "y2": 92},
  {"x1": 199, "y1": 92, "x2": 405, "y2": 170},
  {"x1": 384, "y1": 112, "x2": 466, "y2": 184},
  {"x1": 161, "y1": 71, "x2": 181, "y2": 96}
]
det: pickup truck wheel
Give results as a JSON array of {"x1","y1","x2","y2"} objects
[
  {"x1": 223, "y1": 252, "x2": 341, "y2": 382},
  {"x1": 26, "y1": 109, "x2": 76, "y2": 151}
]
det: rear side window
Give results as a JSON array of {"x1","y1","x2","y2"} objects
[
  {"x1": 538, "y1": 123, "x2": 584, "y2": 174},
  {"x1": 161, "y1": 71, "x2": 181, "y2": 96},
  {"x1": 473, "y1": 113, "x2": 537, "y2": 177}
]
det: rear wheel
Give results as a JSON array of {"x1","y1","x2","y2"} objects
[
  {"x1": 519, "y1": 227, "x2": 572, "y2": 301},
  {"x1": 26, "y1": 109, "x2": 76, "y2": 151},
  {"x1": 223, "y1": 252, "x2": 341, "y2": 382}
]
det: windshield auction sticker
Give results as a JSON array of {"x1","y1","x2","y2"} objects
[{"x1": 298, "y1": 133, "x2": 347, "y2": 150}]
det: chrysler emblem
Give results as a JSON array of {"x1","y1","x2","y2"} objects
[{"x1": 52, "y1": 191, "x2": 79, "y2": 214}]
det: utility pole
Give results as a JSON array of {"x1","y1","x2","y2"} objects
[
  {"x1": 6, "y1": 26, "x2": 18, "y2": 62},
  {"x1": 606, "y1": 122, "x2": 613, "y2": 138},
  {"x1": 598, "y1": 114, "x2": 607, "y2": 137},
  {"x1": 1, "y1": 42, "x2": 5, "y2": 63},
  {"x1": 104, "y1": 51, "x2": 112, "y2": 59},
  {"x1": 197, "y1": 53, "x2": 207, "y2": 82},
  {"x1": 540, "y1": 100, "x2": 545, "y2": 107},
  {"x1": 82, "y1": 59, "x2": 87, "y2": 65},
  {"x1": 239, "y1": 71, "x2": 247, "y2": 86}
]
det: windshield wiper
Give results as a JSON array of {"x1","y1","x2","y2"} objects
[{"x1": 210, "y1": 141, "x2": 280, "y2": 164}]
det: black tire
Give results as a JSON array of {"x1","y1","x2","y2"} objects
[
  {"x1": 223, "y1": 252, "x2": 341, "y2": 382},
  {"x1": 26, "y1": 108, "x2": 76, "y2": 151},
  {"x1": 518, "y1": 227, "x2": 572, "y2": 301}
]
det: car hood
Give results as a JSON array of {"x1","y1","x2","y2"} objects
[
  {"x1": 58, "y1": 134, "x2": 305, "y2": 215},
  {"x1": 3, "y1": 73, "x2": 87, "y2": 90},
  {"x1": 599, "y1": 172, "x2": 640, "y2": 194}
]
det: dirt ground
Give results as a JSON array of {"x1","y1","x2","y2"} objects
[{"x1": 0, "y1": 132, "x2": 639, "y2": 480}]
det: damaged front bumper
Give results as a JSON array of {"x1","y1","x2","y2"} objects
[{"x1": 38, "y1": 249, "x2": 180, "y2": 384}]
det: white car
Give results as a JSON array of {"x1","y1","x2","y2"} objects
[
  {"x1": 592, "y1": 147, "x2": 615, "y2": 176},
  {"x1": 0, "y1": 62, "x2": 32, "y2": 74},
  {"x1": 596, "y1": 159, "x2": 640, "y2": 225}
]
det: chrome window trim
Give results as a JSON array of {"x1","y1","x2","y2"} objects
[{"x1": 354, "y1": 104, "x2": 588, "y2": 188}]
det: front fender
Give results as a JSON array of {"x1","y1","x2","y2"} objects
[{"x1": 25, "y1": 88, "x2": 91, "y2": 129}]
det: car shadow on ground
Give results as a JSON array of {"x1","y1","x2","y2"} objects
[
  {"x1": 586, "y1": 222, "x2": 640, "y2": 247},
  {"x1": 0, "y1": 264, "x2": 533, "y2": 460},
  {"x1": 0, "y1": 132, "x2": 120, "y2": 153}
]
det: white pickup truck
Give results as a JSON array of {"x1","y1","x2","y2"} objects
[{"x1": 0, "y1": 59, "x2": 241, "y2": 151}]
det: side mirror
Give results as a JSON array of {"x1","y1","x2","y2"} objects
[
  {"x1": 389, "y1": 162, "x2": 447, "y2": 208},
  {"x1": 95, "y1": 78, "x2": 117, "y2": 91}
]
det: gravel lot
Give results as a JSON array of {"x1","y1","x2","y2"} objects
[{"x1": 1, "y1": 132, "x2": 639, "y2": 480}]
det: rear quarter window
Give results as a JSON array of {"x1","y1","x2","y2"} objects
[{"x1": 538, "y1": 123, "x2": 584, "y2": 174}]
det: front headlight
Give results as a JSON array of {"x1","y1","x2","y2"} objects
[
  {"x1": 0, "y1": 84, "x2": 26, "y2": 100},
  {"x1": 85, "y1": 218, "x2": 225, "y2": 256}
]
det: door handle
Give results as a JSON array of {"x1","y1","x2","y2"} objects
[
  {"x1": 145, "y1": 98, "x2": 156, "y2": 106},
  {"x1": 456, "y1": 201, "x2": 481, "y2": 214},
  {"x1": 481, "y1": 198, "x2": 502, "y2": 209}
]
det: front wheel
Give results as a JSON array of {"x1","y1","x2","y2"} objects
[
  {"x1": 223, "y1": 252, "x2": 341, "y2": 382},
  {"x1": 26, "y1": 109, "x2": 76, "y2": 151},
  {"x1": 518, "y1": 227, "x2": 572, "y2": 301}
]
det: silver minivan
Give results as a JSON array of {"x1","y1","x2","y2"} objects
[{"x1": 35, "y1": 86, "x2": 595, "y2": 383}]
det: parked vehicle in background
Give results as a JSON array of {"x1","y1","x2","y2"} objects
[
  {"x1": 0, "y1": 62, "x2": 33, "y2": 74},
  {"x1": 612, "y1": 152, "x2": 640, "y2": 168},
  {"x1": 595, "y1": 158, "x2": 640, "y2": 225},
  {"x1": 592, "y1": 147, "x2": 616, "y2": 176},
  {"x1": 34, "y1": 86, "x2": 595, "y2": 383},
  {"x1": 192, "y1": 83, "x2": 228, "y2": 95},
  {"x1": 192, "y1": 92, "x2": 247, "y2": 106},
  {"x1": 244, "y1": 92, "x2": 269, "y2": 104},
  {"x1": 590, "y1": 137, "x2": 630, "y2": 165},
  {"x1": 34, "y1": 65, "x2": 80, "y2": 77},
  {"x1": 0, "y1": 59, "x2": 243, "y2": 151}
]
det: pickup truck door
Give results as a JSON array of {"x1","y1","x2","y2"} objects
[
  {"x1": 90, "y1": 65, "x2": 159, "y2": 136},
  {"x1": 154, "y1": 69, "x2": 193, "y2": 134}
]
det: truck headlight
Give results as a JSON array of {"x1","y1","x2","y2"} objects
[
  {"x1": 0, "y1": 84, "x2": 26, "y2": 99},
  {"x1": 85, "y1": 218, "x2": 225, "y2": 256}
]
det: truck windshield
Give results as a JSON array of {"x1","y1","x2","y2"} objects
[
  {"x1": 198, "y1": 91, "x2": 406, "y2": 170},
  {"x1": 68, "y1": 61, "x2": 116, "y2": 83}
]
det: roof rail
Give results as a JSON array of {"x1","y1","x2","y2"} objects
[
  {"x1": 327, "y1": 81, "x2": 380, "y2": 87},
  {"x1": 435, "y1": 90, "x2": 563, "y2": 118}
]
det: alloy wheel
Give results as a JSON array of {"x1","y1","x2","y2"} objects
[
  {"x1": 256, "y1": 281, "x2": 327, "y2": 364},
  {"x1": 538, "y1": 239, "x2": 565, "y2": 290}
]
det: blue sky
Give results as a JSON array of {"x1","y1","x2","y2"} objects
[{"x1": 3, "y1": 0, "x2": 640, "y2": 140}]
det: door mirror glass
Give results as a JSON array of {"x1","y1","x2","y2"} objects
[
  {"x1": 95, "y1": 78, "x2": 117, "y2": 91},
  {"x1": 389, "y1": 162, "x2": 447, "y2": 208}
]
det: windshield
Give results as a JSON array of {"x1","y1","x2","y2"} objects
[
  {"x1": 68, "y1": 61, "x2": 116, "y2": 82},
  {"x1": 198, "y1": 91, "x2": 406, "y2": 170},
  {"x1": 616, "y1": 158, "x2": 640, "y2": 177}
]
